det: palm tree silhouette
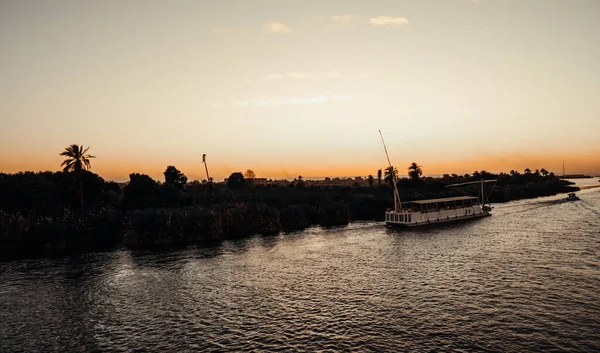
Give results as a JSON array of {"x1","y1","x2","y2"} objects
[
  {"x1": 384, "y1": 166, "x2": 399, "y2": 186},
  {"x1": 60, "y1": 144, "x2": 95, "y2": 213},
  {"x1": 408, "y1": 162, "x2": 423, "y2": 180},
  {"x1": 377, "y1": 169, "x2": 382, "y2": 187}
]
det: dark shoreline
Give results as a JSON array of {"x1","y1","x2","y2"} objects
[{"x1": 0, "y1": 170, "x2": 579, "y2": 262}]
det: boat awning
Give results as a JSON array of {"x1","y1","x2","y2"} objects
[{"x1": 411, "y1": 196, "x2": 478, "y2": 205}]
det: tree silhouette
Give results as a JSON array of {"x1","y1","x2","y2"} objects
[
  {"x1": 60, "y1": 144, "x2": 95, "y2": 213},
  {"x1": 540, "y1": 168, "x2": 549, "y2": 177},
  {"x1": 524, "y1": 168, "x2": 532, "y2": 174},
  {"x1": 384, "y1": 166, "x2": 399, "y2": 186},
  {"x1": 227, "y1": 172, "x2": 245, "y2": 189},
  {"x1": 408, "y1": 162, "x2": 423, "y2": 180},
  {"x1": 244, "y1": 169, "x2": 256, "y2": 180},
  {"x1": 123, "y1": 173, "x2": 159, "y2": 208},
  {"x1": 367, "y1": 174, "x2": 374, "y2": 188},
  {"x1": 377, "y1": 169, "x2": 382, "y2": 187},
  {"x1": 163, "y1": 166, "x2": 188, "y2": 189}
]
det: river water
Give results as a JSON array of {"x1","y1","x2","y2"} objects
[{"x1": 1, "y1": 188, "x2": 599, "y2": 352}]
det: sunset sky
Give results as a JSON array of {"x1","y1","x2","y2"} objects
[{"x1": 1, "y1": 0, "x2": 599, "y2": 181}]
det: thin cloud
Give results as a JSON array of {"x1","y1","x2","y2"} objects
[
  {"x1": 264, "y1": 72, "x2": 340, "y2": 80},
  {"x1": 243, "y1": 79, "x2": 255, "y2": 85},
  {"x1": 265, "y1": 22, "x2": 292, "y2": 34},
  {"x1": 368, "y1": 16, "x2": 409, "y2": 27},
  {"x1": 233, "y1": 95, "x2": 352, "y2": 107},
  {"x1": 328, "y1": 15, "x2": 358, "y2": 28}
]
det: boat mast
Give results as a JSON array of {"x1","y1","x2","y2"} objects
[
  {"x1": 378, "y1": 130, "x2": 402, "y2": 212},
  {"x1": 446, "y1": 179, "x2": 497, "y2": 207}
]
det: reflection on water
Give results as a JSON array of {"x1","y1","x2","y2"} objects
[{"x1": 1, "y1": 189, "x2": 599, "y2": 352}]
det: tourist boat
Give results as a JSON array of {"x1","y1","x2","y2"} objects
[
  {"x1": 563, "y1": 192, "x2": 580, "y2": 201},
  {"x1": 379, "y1": 130, "x2": 495, "y2": 227},
  {"x1": 384, "y1": 183, "x2": 495, "y2": 227}
]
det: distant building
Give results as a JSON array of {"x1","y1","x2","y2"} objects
[{"x1": 252, "y1": 178, "x2": 268, "y2": 186}]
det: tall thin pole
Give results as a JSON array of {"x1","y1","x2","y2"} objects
[
  {"x1": 202, "y1": 154, "x2": 212, "y2": 191},
  {"x1": 379, "y1": 130, "x2": 402, "y2": 212}
]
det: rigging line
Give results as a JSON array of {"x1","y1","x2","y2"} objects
[{"x1": 485, "y1": 182, "x2": 497, "y2": 205}]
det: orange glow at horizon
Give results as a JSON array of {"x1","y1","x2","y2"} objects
[{"x1": 2, "y1": 150, "x2": 598, "y2": 182}]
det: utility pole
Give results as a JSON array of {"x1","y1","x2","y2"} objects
[{"x1": 202, "y1": 154, "x2": 212, "y2": 192}]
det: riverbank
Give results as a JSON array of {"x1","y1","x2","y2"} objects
[{"x1": 0, "y1": 170, "x2": 579, "y2": 261}]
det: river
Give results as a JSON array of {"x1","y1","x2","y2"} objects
[{"x1": 1, "y1": 188, "x2": 599, "y2": 352}]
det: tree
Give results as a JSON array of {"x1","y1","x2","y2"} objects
[
  {"x1": 367, "y1": 175, "x2": 374, "y2": 188},
  {"x1": 163, "y1": 166, "x2": 187, "y2": 189},
  {"x1": 408, "y1": 162, "x2": 423, "y2": 180},
  {"x1": 384, "y1": 166, "x2": 399, "y2": 186},
  {"x1": 60, "y1": 144, "x2": 95, "y2": 213},
  {"x1": 540, "y1": 168, "x2": 549, "y2": 177},
  {"x1": 244, "y1": 169, "x2": 256, "y2": 180},
  {"x1": 377, "y1": 169, "x2": 382, "y2": 187},
  {"x1": 524, "y1": 168, "x2": 532, "y2": 174},
  {"x1": 227, "y1": 172, "x2": 245, "y2": 189},
  {"x1": 123, "y1": 173, "x2": 159, "y2": 209}
]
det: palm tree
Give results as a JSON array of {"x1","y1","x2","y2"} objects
[
  {"x1": 377, "y1": 169, "x2": 382, "y2": 187},
  {"x1": 367, "y1": 174, "x2": 374, "y2": 188},
  {"x1": 408, "y1": 162, "x2": 423, "y2": 180},
  {"x1": 384, "y1": 166, "x2": 399, "y2": 186},
  {"x1": 60, "y1": 144, "x2": 95, "y2": 213}
]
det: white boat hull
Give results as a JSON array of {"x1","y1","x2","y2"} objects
[{"x1": 385, "y1": 206, "x2": 491, "y2": 227}]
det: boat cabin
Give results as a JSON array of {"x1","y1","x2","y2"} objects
[
  {"x1": 407, "y1": 196, "x2": 479, "y2": 213},
  {"x1": 385, "y1": 196, "x2": 486, "y2": 226}
]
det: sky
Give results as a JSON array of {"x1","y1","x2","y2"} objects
[{"x1": 1, "y1": 0, "x2": 599, "y2": 181}]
